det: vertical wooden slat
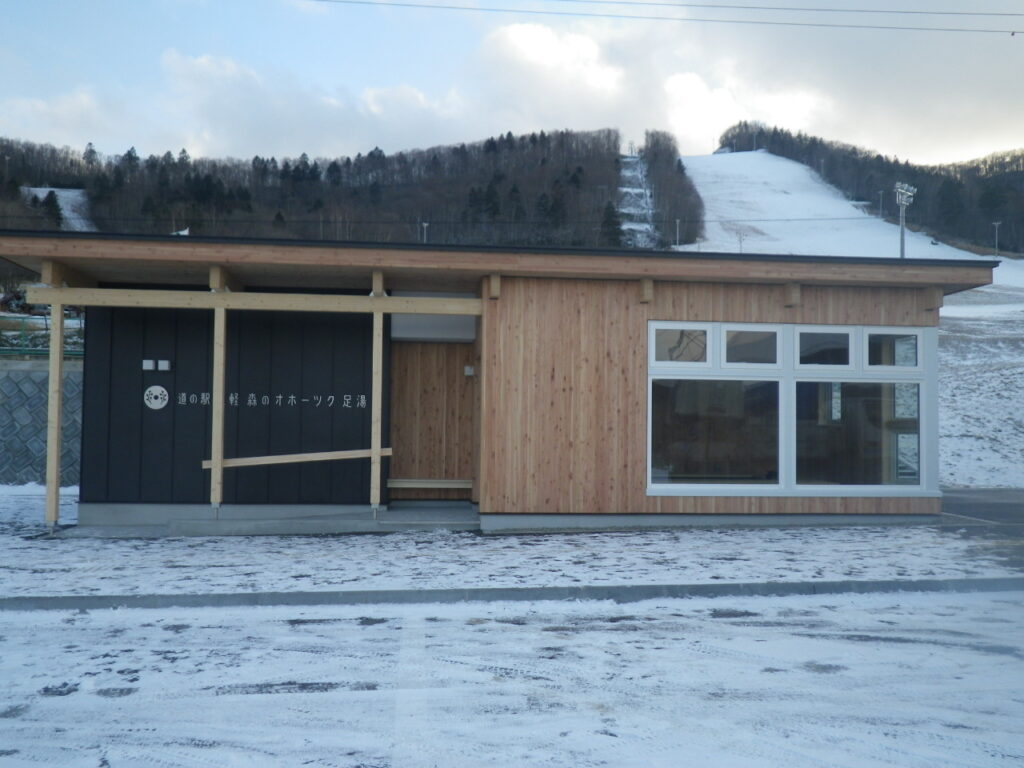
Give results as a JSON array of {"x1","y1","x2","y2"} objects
[
  {"x1": 44, "y1": 303, "x2": 64, "y2": 527},
  {"x1": 209, "y1": 307, "x2": 227, "y2": 506},
  {"x1": 370, "y1": 309, "x2": 384, "y2": 507}
]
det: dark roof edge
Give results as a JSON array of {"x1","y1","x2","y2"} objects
[{"x1": 0, "y1": 228, "x2": 1002, "y2": 270}]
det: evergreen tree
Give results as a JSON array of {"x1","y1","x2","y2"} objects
[{"x1": 600, "y1": 201, "x2": 623, "y2": 247}]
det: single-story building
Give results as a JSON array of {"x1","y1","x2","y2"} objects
[{"x1": 0, "y1": 230, "x2": 997, "y2": 533}]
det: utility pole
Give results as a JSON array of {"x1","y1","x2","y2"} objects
[
  {"x1": 878, "y1": 190, "x2": 884, "y2": 218},
  {"x1": 993, "y1": 221, "x2": 1002, "y2": 256},
  {"x1": 895, "y1": 182, "x2": 916, "y2": 259},
  {"x1": 675, "y1": 218, "x2": 680, "y2": 247}
]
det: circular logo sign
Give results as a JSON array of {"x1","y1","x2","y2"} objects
[{"x1": 143, "y1": 385, "x2": 170, "y2": 410}]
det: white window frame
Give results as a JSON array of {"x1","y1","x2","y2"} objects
[{"x1": 647, "y1": 321, "x2": 938, "y2": 498}]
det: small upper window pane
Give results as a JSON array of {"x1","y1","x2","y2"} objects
[
  {"x1": 800, "y1": 332, "x2": 849, "y2": 365},
  {"x1": 655, "y1": 329, "x2": 707, "y2": 362},
  {"x1": 869, "y1": 334, "x2": 918, "y2": 366},
  {"x1": 726, "y1": 330, "x2": 776, "y2": 364}
]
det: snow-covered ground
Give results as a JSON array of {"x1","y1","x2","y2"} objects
[
  {"x1": 1, "y1": 591, "x2": 1021, "y2": 767},
  {"x1": 678, "y1": 150, "x2": 1024, "y2": 488},
  {"x1": 19, "y1": 187, "x2": 97, "y2": 232},
  {"x1": 0, "y1": 486, "x2": 1018, "y2": 597}
]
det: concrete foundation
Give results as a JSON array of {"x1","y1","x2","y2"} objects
[
  {"x1": 73, "y1": 501, "x2": 480, "y2": 537},
  {"x1": 479, "y1": 513, "x2": 941, "y2": 534}
]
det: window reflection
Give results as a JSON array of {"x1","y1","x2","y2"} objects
[
  {"x1": 868, "y1": 334, "x2": 917, "y2": 366},
  {"x1": 796, "y1": 382, "x2": 919, "y2": 485},
  {"x1": 726, "y1": 330, "x2": 777, "y2": 364},
  {"x1": 651, "y1": 379, "x2": 778, "y2": 484},
  {"x1": 654, "y1": 329, "x2": 706, "y2": 362}
]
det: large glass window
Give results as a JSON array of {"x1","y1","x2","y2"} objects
[
  {"x1": 651, "y1": 379, "x2": 779, "y2": 484},
  {"x1": 796, "y1": 382, "x2": 919, "y2": 485},
  {"x1": 649, "y1": 322, "x2": 932, "y2": 495}
]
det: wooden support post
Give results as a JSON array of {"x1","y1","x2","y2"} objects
[
  {"x1": 44, "y1": 303, "x2": 64, "y2": 528},
  {"x1": 785, "y1": 282, "x2": 802, "y2": 308},
  {"x1": 370, "y1": 309, "x2": 384, "y2": 508},
  {"x1": 371, "y1": 270, "x2": 384, "y2": 297},
  {"x1": 210, "y1": 307, "x2": 227, "y2": 507},
  {"x1": 209, "y1": 265, "x2": 243, "y2": 293},
  {"x1": 488, "y1": 274, "x2": 501, "y2": 300},
  {"x1": 41, "y1": 259, "x2": 96, "y2": 288},
  {"x1": 640, "y1": 278, "x2": 654, "y2": 304}
]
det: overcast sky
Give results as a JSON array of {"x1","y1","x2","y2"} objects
[{"x1": 3, "y1": 0, "x2": 1021, "y2": 165}]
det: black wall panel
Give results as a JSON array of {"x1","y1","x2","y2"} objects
[{"x1": 81, "y1": 306, "x2": 386, "y2": 505}]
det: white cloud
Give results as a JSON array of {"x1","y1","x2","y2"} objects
[
  {"x1": 663, "y1": 73, "x2": 746, "y2": 155},
  {"x1": 487, "y1": 24, "x2": 623, "y2": 96},
  {"x1": 6, "y1": 13, "x2": 1018, "y2": 167},
  {"x1": 0, "y1": 87, "x2": 115, "y2": 150}
]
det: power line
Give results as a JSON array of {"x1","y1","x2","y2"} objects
[
  {"x1": 545, "y1": 0, "x2": 1024, "y2": 17},
  {"x1": 309, "y1": 0, "x2": 1023, "y2": 33}
]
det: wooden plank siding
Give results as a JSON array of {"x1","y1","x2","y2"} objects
[
  {"x1": 479, "y1": 277, "x2": 942, "y2": 515},
  {"x1": 389, "y1": 342, "x2": 476, "y2": 500}
]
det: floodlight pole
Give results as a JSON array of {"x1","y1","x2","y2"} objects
[
  {"x1": 421, "y1": 221, "x2": 429, "y2": 244},
  {"x1": 993, "y1": 221, "x2": 1002, "y2": 256},
  {"x1": 895, "y1": 182, "x2": 916, "y2": 259},
  {"x1": 675, "y1": 218, "x2": 680, "y2": 247}
]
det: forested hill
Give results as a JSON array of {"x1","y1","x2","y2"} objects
[
  {"x1": 0, "y1": 129, "x2": 702, "y2": 249},
  {"x1": 720, "y1": 122, "x2": 1024, "y2": 256}
]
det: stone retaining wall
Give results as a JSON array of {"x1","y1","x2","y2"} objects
[{"x1": 0, "y1": 360, "x2": 82, "y2": 485}]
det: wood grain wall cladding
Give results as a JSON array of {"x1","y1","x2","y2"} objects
[
  {"x1": 479, "y1": 278, "x2": 939, "y2": 515},
  {"x1": 389, "y1": 342, "x2": 476, "y2": 500}
]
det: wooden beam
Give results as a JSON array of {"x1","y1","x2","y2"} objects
[
  {"x1": 371, "y1": 270, "x2": 384, "y2": 297},
  {"x1": 1, "y1": 234, "x2": 994, "y2": 292},
  {"x1": 202, "y1": 447, "x2": 393, "y2": 470},
  {"x1": 785, "y1": 282, "x2": 802, "y2": 308},
  {"x1": 640, "y1": 278, "x2": 654, "y2": 304},
  {"x1": 41, "y1": 259, "x2": 96, "y2": 288},
  {"x1": 44, "y1": 303, "x2": 64, "y2": 528},
  {"x1": 387, "y1": 478, "x2": 473, "y2": 490},
  {"x1": 209, "y1": 307, "x2": 227, "y2": 506},
  {"x1": 26, "y1": 287, "x2": 484, "y2": 316},
  {"x1": 209, "y1": 264, "x2": 243, "y2": 293},
  {"x1": 488, "y1": 274, "x2": 501, "y2": 300},
  {"x1": 370, "y1": 310, "x2": 384, "y2": 508}
]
